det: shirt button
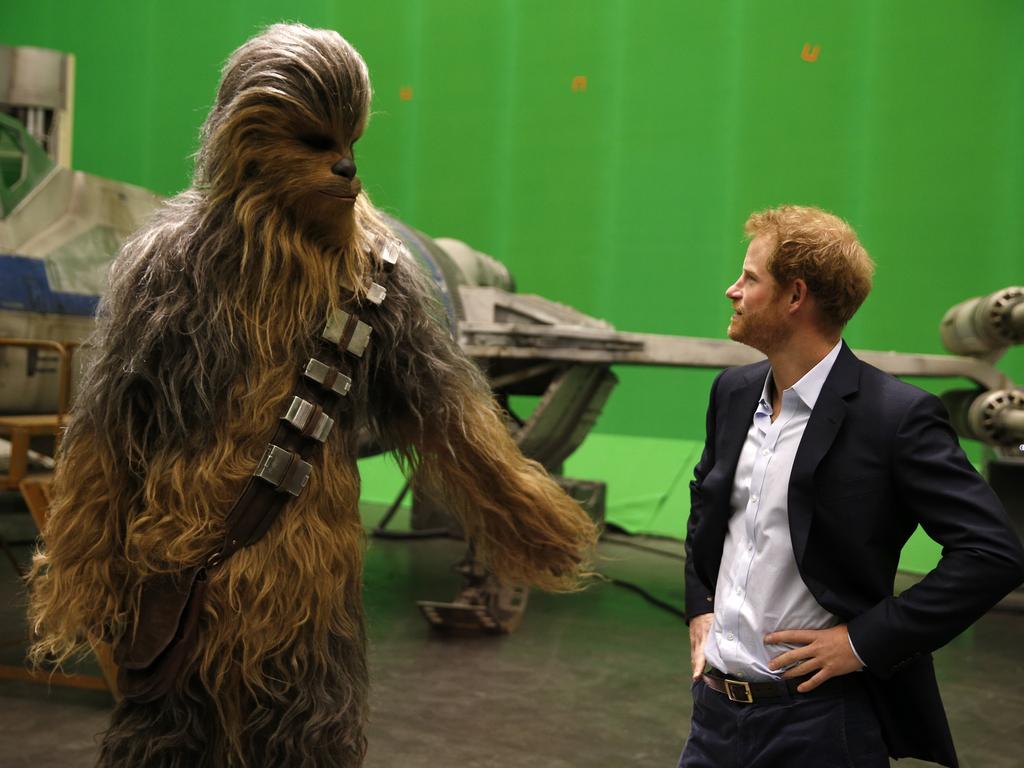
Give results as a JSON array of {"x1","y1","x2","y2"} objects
[
  {"x1": 751, "y1": 494, "x2": 759, "y2": 503},
  {"x1": 762, "y1": 448, "x2": 770, "y2": 456},
  {"x1": 735, "y1": 586, "x2": 742, "y2": 595},
  {"x1": 727, "y1": 633, "x2": 735, "y2": 641},
  {"x1": 747, "y1": 543, "x2": 753, "y2": 552}
]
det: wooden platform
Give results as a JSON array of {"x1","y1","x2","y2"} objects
[
  {"x1": 0, "y1": 470, "x2": 120, "y2": 700},
  {"x1": 0, "y1": 414, "x2": 64, "y2": 492}
]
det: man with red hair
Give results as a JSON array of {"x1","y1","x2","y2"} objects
[{"x1": 680, "y1": 205, "x2": 1024, "y2": 767}]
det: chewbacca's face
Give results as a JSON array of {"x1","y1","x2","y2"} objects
[
  {"x1": 200, "y1": 24, "x2": 374, "y2": 245},
  {"x1": 283, "y1": 116, "x2": 365, "y2": 242},
  {"x1": 224, "y1": 112, "x2": 365, "y2": 244}
]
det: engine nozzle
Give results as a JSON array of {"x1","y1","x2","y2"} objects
[
  {"x1": 941, "y1": 388, "x2": 1024, "y2": 447},
  {"x1": 940, "y1": 287, "x2": 1024, "y2": 358}
]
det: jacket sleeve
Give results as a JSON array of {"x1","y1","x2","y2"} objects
[
  {"x1": 846, "y1": 392, "x2": 1024, "y2": 677},
  {"x1": 684, "y1": 370, "x2": 724, "y2": 623}
]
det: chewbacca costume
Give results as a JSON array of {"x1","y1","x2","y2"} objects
[{"x1": 28, "y1": 24, "x2": 597, "y2": 767}]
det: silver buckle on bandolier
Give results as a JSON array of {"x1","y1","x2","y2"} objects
[
  {"x1": 255, "y1": 444, "x2": 312, "y2": 496},
  {"x1": 366, "y1": 282, "x2": 387, "y2": 305},
  {"x1": 282, "y1": 396, "x2": 334, "y2": 442},
  {"x1": 380, "y1": 240, "x2": 400, "y2": 272},
  {"x1": 322, "y1": 309, "x2": 372, "y2": 357},
  {"x1": 303, "y1": 358, "x2": 351, "y2": 396},
  {"x1": 363, "y1": 241, "x2": 400, "y2": 305}
]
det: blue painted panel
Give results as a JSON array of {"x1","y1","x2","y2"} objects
[
  {"x1": 0, "y1": 253, "x2": 100, "y2": 317},
  {"x1": 383, "y1": 218, "x2": 459, "y2": 335}
]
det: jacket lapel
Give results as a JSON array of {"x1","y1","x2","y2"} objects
[
  {"x1": 693, "y1": 363, "x2": 766, "y2": 585},
  {"x1": 788, "y1": 342, "x2": 861, "y2": 566},
  {"x1": 718, "y1": 364, "x2": 767, "y2": 496}
]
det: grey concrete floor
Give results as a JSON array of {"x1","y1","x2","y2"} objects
[{"x1": 0, "y1": 497, "x2": 1022, "y2": 767}]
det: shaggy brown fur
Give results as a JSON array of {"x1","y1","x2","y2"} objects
[{"x1": 28, "y1": 23, "x2": 597, "y2": 767}]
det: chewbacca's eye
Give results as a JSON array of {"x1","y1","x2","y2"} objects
[{"x1": 301, "y1": 134, "x2": 335, "y2": 151}]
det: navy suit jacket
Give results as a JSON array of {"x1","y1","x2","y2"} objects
[{"x1": 684, "y1": 342, "x2": 1024, "y2": 767}]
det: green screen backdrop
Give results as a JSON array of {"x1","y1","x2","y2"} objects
[{"x1": 3, "y1": 0, "x2": 1022, "y2": 573}]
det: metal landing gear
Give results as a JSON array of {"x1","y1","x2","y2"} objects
[{"x1": 417, "y1": 550, "x2": 528, "y2": 634}]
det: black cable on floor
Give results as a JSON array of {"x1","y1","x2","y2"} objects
[
  {"x1": 602, "y1": 523, "x2": 681, "y2": 543},
  {"x1": 371, "y1": 528, "x2": 453, "y2": 540},
  {"x1": 372, "y1": 480, "x2": 410, "y2": 533},
  {"x1": 604, "y1": 576, "x2": 687, "y2": 622},
  {"x1": 601, "y1": 533, "x2": 685, "y2": 561}
]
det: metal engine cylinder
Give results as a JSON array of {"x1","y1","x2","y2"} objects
[
  {"x1": 941, "y1": 388, "x2": 1024, "y2": 447},
  {"x1": 940, "y1": 286, "x2": 1024, "y2": 358}
]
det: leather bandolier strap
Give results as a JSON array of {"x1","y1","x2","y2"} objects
[
  {"x1": 214, "y1": 240, "x2": 400, "y2": 566},
  {"x1": 115, "y1": 240, "x2": 401, "y2": 698}
]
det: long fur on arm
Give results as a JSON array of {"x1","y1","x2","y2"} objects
[
  {"x1": 26, "y1": 208, "x2": 239, "y2": 667},
  {"x1": 26, "y1": 420, "x2": 132, "y2": 666},
  {"x1": 364, "y1": 240, "x2": 599, "y2": 591}
]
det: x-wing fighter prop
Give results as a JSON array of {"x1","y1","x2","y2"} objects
[{"x1": 2, "y1": 44, "x2": 1021, "y2": 634}]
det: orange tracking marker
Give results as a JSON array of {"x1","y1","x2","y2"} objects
[{"x1": 801, "y1": 44, "x2": 820, "y2": 62}]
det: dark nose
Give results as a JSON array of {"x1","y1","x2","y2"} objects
[{"x1": 331, "y1": 158, "x2": 357, "y2": 179}]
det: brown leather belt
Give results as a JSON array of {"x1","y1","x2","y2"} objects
[{"x1": 701, "y1": 667, "x2": 846, "y2": 704}]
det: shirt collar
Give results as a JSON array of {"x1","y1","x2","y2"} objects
[{"x1": 759, "y1": 339, "x2": 843, "y2": 412}]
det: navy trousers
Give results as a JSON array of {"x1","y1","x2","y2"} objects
[{"x1": 678, "y1": 676, "x2": 890, "y2": 768}]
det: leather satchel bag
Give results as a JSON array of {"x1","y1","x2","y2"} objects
[{"x1": 115, "y1": 567, "x2": 206, "y2": 703}]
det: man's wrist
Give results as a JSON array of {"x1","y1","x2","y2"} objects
[{"x1": 847, "y1": 633, "x2": 866, "y2": 669}]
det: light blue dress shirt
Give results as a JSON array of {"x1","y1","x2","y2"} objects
[{"x1": 702, "y1": 340, "x2": 857, "y2": 681}]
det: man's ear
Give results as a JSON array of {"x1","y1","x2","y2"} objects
[{"x1": 788, "y1": 278, "x2": 808, "y2": 315}]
